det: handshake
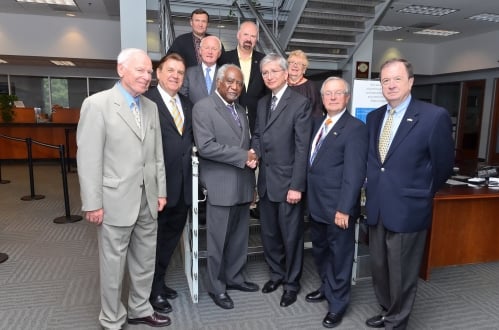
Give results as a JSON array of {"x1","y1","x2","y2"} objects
[{"x1": 246, "y1": 148, "x2": 258, "y2": 169}]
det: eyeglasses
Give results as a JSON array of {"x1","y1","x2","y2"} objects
[
  {"x1": 323, "y1": 91, "x2": 348, "y2": 97},
  {"x1": 223, "y1": 78, "x2": 243, "y2": 88},
  {"x1": 261, "y1": 69, "x2": 284, "y2": 78},
  {"x1": 288, "y1": 61, "x2": 306, "y2": 67},
  {"x1": 380, "y1": 77, "x2": 407, "y2": 86}
]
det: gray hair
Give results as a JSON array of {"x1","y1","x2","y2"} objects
[
  {"x1": 260, "y1": 53, "x2": 288, "y2": 72},
  {"x1": 117, "y1": 48, "x2": 147, "y2": 65},
  {"x1": 200, "y1": 35, "x2": 222, "y2": 51},
  {"x1": 216, "y1": 64, "x2": 243, "y2": 82},
  {"x1": 320, "y1": 76, "x2": 350, "y2": 95}
]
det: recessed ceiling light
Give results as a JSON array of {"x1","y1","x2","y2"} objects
[
  {"x1": 398, "y1": 5, "x2": 458, "y2": 16},
  {"x1": 50, "y1": 60, "x2": 76, "y2": 66},
  {"x1": 217, "y1": 25, "x2": 226, "y2": 29},
  {"x1": 467, "y1": 13, "x2": 499, "y2": 23},
  {"x1": 396, "y1": 38, "x2": 404, "y2": 42},
  {"x1": 16, "y1": 0, "x2": 76, "y2": 5},
  {"x1": 66, "y1": 13, "x2": 76, "y2": 17},
  {"x1": 375, "y1": 25, "x2": 403, "y2": 32},
  {"x1": 0, "y1": 59, "x2": 8, "y2": 64},
  {"x1": 413, "y1": 29, "x2": 460, "y2": 36}
]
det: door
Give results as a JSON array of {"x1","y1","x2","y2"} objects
[
  {"x1": 455, "y1": 80, "x2": 485, "y2": 171},
  {"x1": 487, "y1": 79, "x2": 499, "y2": 165}
]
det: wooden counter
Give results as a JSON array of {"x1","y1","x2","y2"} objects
[
  {"x1": 421, "y1": 184, "x2": 499, "y2": 280},
  {"x1": 0, "y1": 123, "x2": 77, "y2": 160}
]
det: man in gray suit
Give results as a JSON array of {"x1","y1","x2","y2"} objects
[
  {"x1": 180, "y1": 35, "x2": 222, "y2": 105},
  {"x1": 251, "y1": 53, "x2": 312, "y2": 308},
  {"x1": 192, "y1": 64, "x2": 259, "y2": 309},
  {"x1": 77, "y1": 48, "x2": 170, "y2": 329}
]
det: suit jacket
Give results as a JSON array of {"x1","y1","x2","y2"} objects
[
  {"x1": 307, "y1": 112, "x2": 367, "y2": 224},
  {"x1": 219, "y1": 49, "x2": 268, "y2": 132},
  {"x1": 144, "y1": 87, "x2": 193, "y2": 208},
  {"x1": 179, "y1": 64, "x2": 218, "y2": 105},
  {"x1": 365, "y1": 97, "x2": 454, "y2": 233},
  {"x1": 192, "y1": 93, "x2": 255, "y2": 206},
  {"x1": 77, "y1": 84, "x2": 166, "y2": 226},
  {"x1": 251, "y1": 87, "x2": 312, "y2": 201},
  {"x1": 167, "y1": 32, "x2": 225, "y2": 68}
]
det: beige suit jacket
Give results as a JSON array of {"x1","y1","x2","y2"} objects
[{"x1": 77, "y1": 84, "x2": 166, "y2": 226}]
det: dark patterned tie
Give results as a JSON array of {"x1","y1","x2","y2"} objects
[{"x1": 227, "y1": 104, "x2": 241, "y2": 127}]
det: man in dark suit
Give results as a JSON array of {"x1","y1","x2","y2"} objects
[
  {"x1": 180, "y1": 35, "x2": 222, "y2": 105},
  {"x1": 77, "y1": 48, "x2": 170, "y2": 328},
  {"x1": 192, "y1": 64, "x2": 259, "y2": 310},
  {"x1": 306, "y1": 77, "x2": 367, "y2": 328},
  {"x1": 219, "y1": 20, "x2": 267, "y2": 134},
  {"x1": 144, "y1": 53, "x2": 193, "y2": 315},
  {"x1": 251, "y1": 53, "x2": 312, "y2": 307},
  {"x1": 365, "y1": 58, "x2": 454, "y2": 329},
  {"x1": 167, "y1": 8, "x2": 223, "y2": 68}
]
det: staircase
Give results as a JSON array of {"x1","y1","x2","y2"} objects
[{"x1": 280, "y1": 0, "x2": 392, "y2": 70}]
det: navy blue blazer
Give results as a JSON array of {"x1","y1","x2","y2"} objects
[
  {"x1": 307, "y1": 111, "x2": 367, "y2": 224},
  {"x1": 144, "y1": 87, "x2": 193, "y2": 208},
  {"x1": 365, "y1": 98, "x2": 454, "y2": 233}
]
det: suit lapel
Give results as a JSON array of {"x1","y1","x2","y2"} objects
[
  {"x1": 213, "y1": 95, "x2": 242, "y2": 136},
  {"x1": 312, "y1": 112, "x2": 348, "y2": 166},
  {"x1": 265, "y1": 88, "x2": 290, "y2": 129},
  {"x1": 113, "y1": 87, "x2": 142, "y2": 139},
  {"x1": 385, "y1": 101, "x2": 419, "y2": 161}
]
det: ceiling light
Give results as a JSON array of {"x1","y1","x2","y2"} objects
[
  {"x1": 16, "y1": 0, "x2": 76, "y2": 5},
  {"x1": 66, "y1": 13, "x2": 76, "y2": 17},
  {"x1": 50, "y1": 60, "x2": 76, "y2": 66},
  {"x1": 467, "y1": 13, "x2": 499, "y2": 23},
  {"x1": 375, "y1": 25, "x2": 403, "y2": 32},
  {"x1": 413, "y1": 29, "x2": 460, "y2": 36},
  {"x1": 396, "y1": 38, "x2": 404, "y2": 42},
  {"x1": 398, "y1": 5, "x2": 458, "y2": 16},
  {"x1": 0, "y1": 59, "x2": 8, "y2": 64}
]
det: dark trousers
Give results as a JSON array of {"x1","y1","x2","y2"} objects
[
  {"x1": 151, "y1": 197, "x2": 188, "y2": 297},
  {"x1": 310, "y1": 217, "x2": 355, "y2": 315},
  {"x1": 259, "y1": 194, "x2": 304, "y2": 292},
  {"x1": 369, "y1": 218, "x2": 427, "y2": 330}
]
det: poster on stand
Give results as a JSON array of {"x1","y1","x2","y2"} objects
[{"x1": 350, "y1": 79, "x2": 386, "y2": 123}]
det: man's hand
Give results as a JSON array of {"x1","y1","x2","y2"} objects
[
  {"x1": 158, "y1": 197, "x2": 167, "y2": 211},
  {"x1": 334, "y1": 211, "x2": 350, "y2": 229},
  {"x1": 246, "y1": 148, "x2": 258, "y2": 169},
  {"x1": 85, "y1": 208, "x2": 104, "y2": 225},
  {"x1": 286, "y1": 189, "x2": 302, "y2": 204}
]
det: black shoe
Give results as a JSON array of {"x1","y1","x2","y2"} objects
[
  {"x1": 149, "y1": 295, "x2": 172, "y2": 314},
  {"x1": 366, "y1": 314, "x2": 385, "y2": 328},
  {"x1": 164, "y1": 285, "x2": 178, "y2": 299},
  {"x1": 322, "y1": 312, "x2": 343, "y2": 328},
  {"x1": 128, "y1": 312, "x2": 171, "y2": 327},
  {"x1": 227, "y1": 281, "x2": 259, "y2": 292},
  {"x1": 305, "y1": 289, "x2": 326, "y2": 303},
  {"x1": 208, "y1": 292, "x2": 234, "y2": 309},
  {"x1": 280, "y1": 290, "x2": 297, "y2": 307},
  {"x1": 261, "y1": 279, "x2": 282, "y2": 293}
]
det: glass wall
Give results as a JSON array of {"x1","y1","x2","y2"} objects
[{"x1": 2, "y1": 75, "x2": 117, "y2": 117}]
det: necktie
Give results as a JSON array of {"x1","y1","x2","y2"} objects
[
  {"x1": 378, "y1": 108, "x2": 396, "y2": 163},
  {"x1": 270, "y1": 95, "x2": 277, "y2": 112},
  {"x1": 310, "y1": 118, "x2": 332, "y2": 164},
  {"x1": 205, "y1": 67, "x2": 212, "y2": 93},
  {"x1": 131, "y1": 101, "x2": 141, "y2": 128},
  {"x1": 227, "y1": 104, "x2": 241, "y2": 127},
  {"x1": 170, "y1": 97, "x2": 183, "y2": 135},
  {"x1": 194, "y1": 37, "x2": 202, "y2": 64}
]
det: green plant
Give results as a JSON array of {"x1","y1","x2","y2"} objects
[{"x1": 0, "y1": 94, "x2": 18, "y2": 122}]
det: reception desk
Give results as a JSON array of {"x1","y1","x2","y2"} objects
[
  {"x1": 0, "y1": 123, "x2": 77, "y2": 160},
  {"x1": 421, "y1": 184, "x2": 499, "y2": 280}
]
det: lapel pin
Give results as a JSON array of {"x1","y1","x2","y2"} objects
[{"x1": 407, "y1": 118, "x2": 413, "y2": 122}]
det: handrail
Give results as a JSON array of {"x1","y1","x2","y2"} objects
[{"x1": 159, "y1": 0, "x2": 176, "y2": 55}]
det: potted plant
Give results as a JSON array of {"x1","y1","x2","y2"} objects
[{"x1": 0, "y1": 94, "x2": 18, "y2": 122}]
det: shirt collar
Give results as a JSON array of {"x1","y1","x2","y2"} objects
[{"x1": 116, "y1": 81, "x2": 139, "y2": 108}]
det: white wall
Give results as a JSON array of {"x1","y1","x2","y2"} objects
[{"x1": 0, "y1": 13, "x2": 121, "y2": 60}]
